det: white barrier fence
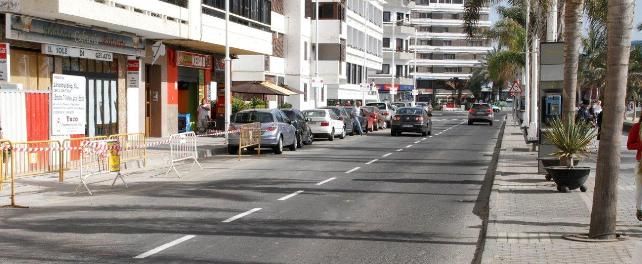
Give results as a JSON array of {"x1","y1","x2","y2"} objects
[
  {"x1": 76, "y1": 140, "x2": 127, "y2": 195},
  {"x1": 166, "y1": 132, "x2": 203, "y2": 178}
]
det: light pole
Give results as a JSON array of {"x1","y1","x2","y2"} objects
[
  {"x1": 315, "y1": 0, "x2": 320, "y2": 108},
  {"x1": 390, "y1": 20, "x2": 396, "y2": 103},
  {"x1": 412, "y1": 30, "x2": 417, "y2": 106},
  {"x1": 224, "y1": 0, "x2": 231, "y2": 140}
]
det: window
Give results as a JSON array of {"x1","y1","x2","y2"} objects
[
  {"x1": 396, "y1": 38, "x2": 403, "y2": 51},
  {"x1": 383, "y1": 11, "x2": 391, "y2": 22},
  {"x1": 445, "y1": 67, "x2": 462, "y2": 73},
  {"x1": 318, "y1": 2, "x2": 342, "y2": 19},
  {"x1": 304, "y1": 83, "x2": 308, "y2": 102},
  {"x1": 383, "y1": 38, "x2": 390, "y2": 48},
  {"x1": 321, "y1": 87, "x2": 325, "y2": 101},
  {"x1": 396, "y1": 65, "x2": 403, "y2": 77},
  {"x1": 379, "y1": 64, "x2": 390, "y2": 74},
  {"x1": 443, "y1": 40, "x2": 452, "y2": 46},
  {"x1": 396, "y1": 12, "x2": 405, "y2": 21},
  {"x1": 444, "y1": 54, "x2": 456, "y2": 60}
]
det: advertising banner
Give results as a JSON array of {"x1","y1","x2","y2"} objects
[
  {"x1": 52, "y1": 74, "x2": 86, "y2": 136},
  {"x1": 0, "y1": 43, "x2": 9, "y2": 82},
  {"x1": 127, "y1": 57, "x2": 140, "y2": 88}
]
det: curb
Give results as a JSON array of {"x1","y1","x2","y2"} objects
[{"x1": 473, "y1": 115, "x2": 507, "y2": 264}]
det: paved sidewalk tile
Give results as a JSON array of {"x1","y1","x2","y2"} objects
[{"x1": 482, "y1": 115, "x2": 642, "y2": 264}]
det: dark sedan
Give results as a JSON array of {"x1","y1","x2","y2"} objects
[
  {"x1": 390, "y1": 107, "x2": 432, "y2": 136},
  {"x1": 282, "y1": 108, "x2": 314, "y2": 148}
]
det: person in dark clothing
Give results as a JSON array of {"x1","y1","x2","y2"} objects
[{"x1": 576, "y1": 100, "x2": 594, "y2": 125}]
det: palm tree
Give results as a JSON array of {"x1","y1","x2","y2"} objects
[
  {"x1": 561, "y1": 0, "x2": 584, "y2": 122},
  {"x1": 588, "y1": 0, "x2": 634, "y2": 240}
]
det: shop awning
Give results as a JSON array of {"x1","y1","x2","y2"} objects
[{"x1": 232, "y1": 82, "x2": 298, "y2": 96}]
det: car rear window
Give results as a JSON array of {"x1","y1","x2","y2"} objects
[
  {"x1": 303, "y1": 110, "x2": 326, "y2": 117},
  {"x1": 472, "y1": 104, "x2": 491, "y2": 110},
  {"x1": 367, "y1": 103, "x2": 386, "y2": 109},
  {"x1": 282, "y1": 110, "x2": 296, "y2": 120},
  {"x1": 234, "y1": 111, "x2": 274, "y2": 123},
  {"x1": 396, "y1": 108, "x2": 423, "y2": 115}
]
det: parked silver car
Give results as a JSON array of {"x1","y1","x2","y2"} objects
[{"x1": 228, "y1": 109, "x2": 297, "y2": 154}]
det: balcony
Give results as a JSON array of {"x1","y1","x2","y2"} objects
[
  {"x1": 411, "y1": 18, "x2": 491, "y2": 27},
  {"x1": 416, "y1": 32, "x2": 469, "y2": 40},
  {"x1": 383, "y1": 50, "x2": 415, "y2": 61},
  {"x1": 384, "y1": 24, "x2": 416, "y2": 36},
  {"x1": 413, "y1": 72, "x2": 472, "y2": 80},
  {"x1": 413, "y1": 4, "x2": 490, "y2": 14},
  {"x1": 411, "y1": 45, "x2": 493, "y2": 53},
  {"x1": 413, "y1": 59, "x2": 481, "y2": 67}
]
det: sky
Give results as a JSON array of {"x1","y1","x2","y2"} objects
[{"x1": 489, "y1": 0, "x2": 642, "y2": 40}]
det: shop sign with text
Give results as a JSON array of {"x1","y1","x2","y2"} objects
[
  {"x1": 0, "y1": 43, "x2": 9, "y2": 82},
  {"x1": 127, "y1": 57, "x2": 140, "y2": 88},
  {"x1": 7, "y1": 15, "x2": 143, "y2": 56},
  {"x1": 42, "y1": 44, "x2": 113, "y2": 61},
  {"x1": 177, "y1": 51, "x2": 212, "y2": 69},
  {"x1": 52, "y1": 74, "x2": 87, "y2": 136}
]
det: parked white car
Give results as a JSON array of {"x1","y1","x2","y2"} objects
[{"x1": 302, "y1": 109, "x2": 346, "y2": 141}]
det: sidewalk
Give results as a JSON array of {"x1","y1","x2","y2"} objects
[
  {"x1": 1, "y1": 136, "x2": 230, "y2": 207},
  {"x1": 482, "y1": 116, "x2": 642, "y2": 263}
]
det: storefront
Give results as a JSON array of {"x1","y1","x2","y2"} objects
[
  {"x1": 144, "y1": 45, "x2": 222, "y2": 137},
  {"x1": 1, "y1": 14, "x2": 144, "y2": 139}
]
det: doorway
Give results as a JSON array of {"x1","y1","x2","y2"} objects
[{"x1": 145, "y1": 64, "x2": 162, "y2": 137}]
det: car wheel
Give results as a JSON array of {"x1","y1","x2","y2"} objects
[
  {"x1": 289, "y1": 137, "x2": 297, "y2": 151},
  {"x1": 427, "y1": 129, "x2": 431, "y2": 136},
  {"x1": 227, "y1": 145, "x2": 238, "y2": 155},
  {"x1": 421, "y1": 130, "x2": 427, "y2": 137},
  {"x1": 489, "y1": 121, "x2": 493, "y2": 126},
  {"x1": 329, "y1": 129, "x2": 335, "y2": 141},
  {"x1": 339, "y1": 127, "x2": 346, "y2": 139},
  {"x1": 468, "y1": 120, "x2": 473, "y2": 125},
  {"x1": 390, "y1": 129, "x2": 396, "y2": 136},
  {"x1": 273, "y1": 137, "x2": 284, "y2": 154}
]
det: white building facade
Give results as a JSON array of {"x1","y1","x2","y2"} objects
[
  {"x1": 369, "y1": 0, "x2": 416, "y2": 103},
  {"x1": 1, "y1": 0, "x2": 274, "y2": 139},
  {"x1": 410, "y1": 0, "x2": 492, "y2": 104}
]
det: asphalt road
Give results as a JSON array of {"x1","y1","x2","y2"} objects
[{"x1": 0, "y1": 111, "x2": 506, "y2": 264}]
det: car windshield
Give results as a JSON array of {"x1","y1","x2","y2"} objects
[
  {"x1": 396, "y1": 108, "x2": 423, "y2": 115},
  {"x1": 234, "y1": 111, "x2": 274, "y2": 123},
  {"x1": 325, "y1": 108, "x2": 341, "y2": 116},
  {"x1": 367, "y1": 103, "x2": 386, "y2": 109},
  {"x1": 303, "y1": 110, "x2": 326, "y2": 117}
]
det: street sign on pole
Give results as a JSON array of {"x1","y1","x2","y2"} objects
[
  {"x1": 411, "y1": 90, "x2": 419, "y2": 96},
  {"x1": 312, "y1": 77, "x2": 324, "y2": 89}
]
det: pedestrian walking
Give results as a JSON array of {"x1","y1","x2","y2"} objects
[
  {"x1": 626, "y1": 112, "x2": 642, "y2": 221},
  {"x1": 576, "y1": 100, "x2": 594, "y2": 126},
  {"x1": 197, "y1": 98, "x2": 211, "y2": 135}
]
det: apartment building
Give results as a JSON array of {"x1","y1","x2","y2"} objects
[
  {"x1": 0, "y1": 0, "x2": 274, "y2": 141},
  {"x1": 411, "y1": 0, "x2": 492, "y2": 104},
  {"x1": 369, "y1": 0, "x2": 416, "y2": 103},
  {"x1": 319, "y1": 0, "x2": 385, "y2": 105}
]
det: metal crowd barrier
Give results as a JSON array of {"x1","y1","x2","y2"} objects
[
  {"x1": 11, "y1": 140, "x2": 64, "y2": 182},
  {"x1": 166, "y1": 131, "x2": 202, "y2": 178},
  {"x1": 108, "y1": 133, "x2": 146, "y2": 169},
  {"x1": 76, "y1": 139, "x2": 126, "y2": 195},
  {"x1": 62, "y1": 136, "x2": 108, "y2": 171},
  {"x1": 238, "y1": 122, "x2": 262, "y2": 160},
  {"x1": 0, "y1": 140, "x2": 27, "y2": 208}
]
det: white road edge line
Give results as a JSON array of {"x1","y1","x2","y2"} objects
[
  {"x1": 406, "y1": 145, "x2": 413, "y2": 148},
  {"x1": 316, "y1": 177, "x2": 336, "y2": 185},
  {"x1": 278, "y1": 190, "x2": 304, "y2": 201},
  {"x1": 133, "y1": 235, "x2": 196, "y2": 259},
  {"x1": 396, "y1": 149, "x2": 403, "y2": 152},
  {"x1": 346, "y1": 167, "x2": 361, "y2": 173},
  {"x1": 382, "y1": 153, "x2": 392, "y2": 157},
  {"x1": 414, "y1": 141, "x2": 421, "y2": 144},
  {"x1": 366, "y1": 159, "x2": 379, "y2": 165},
  {"x1": 429, "y1": 136, "x2": 433, "y2": 138},
  {"x1": 422, "y1": 138, "x2": 427, "y2": 140},
  {"x1": 222, "y1": 208, "x2": 262, "y2": 223}
]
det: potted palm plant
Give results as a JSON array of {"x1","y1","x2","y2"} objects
[{"x1": 543, "y1": 118, "x2": 597, "y2": 193}]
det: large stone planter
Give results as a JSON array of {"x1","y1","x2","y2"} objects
[
  {"x1": 538, "y1": 158, "x2": 580, "y2": 181},
  {"x1": 544, "y1": 166, "x2": 591, "y2": 193}
]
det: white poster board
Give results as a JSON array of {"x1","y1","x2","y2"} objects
[
  {"x1": 52, "y1": 74, "x2": 86, "y2": 135},
  {"x1": 209, "y1": 81, "x2": 217, "y2": 101},
  {"x1": 127, "y1": 56, "x2": 140, "y2": 88}
]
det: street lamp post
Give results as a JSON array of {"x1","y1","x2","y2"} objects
[
  {"x1": 390, "y1": 21, "x2": 396, "y2": 103},
  {"x1": 224, "y1": 0, "x2": 231, "y2": 141}
]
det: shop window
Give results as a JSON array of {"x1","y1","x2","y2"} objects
[
  {"x1": 71, "y1": 58, "x2": 80, "y2": 72},
  {"x1": 95, "y1": 60, "x2": 103, "y2": 73},
  {"x1": 10, "y1": 49, "x2": 54, "y2": 90}
]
